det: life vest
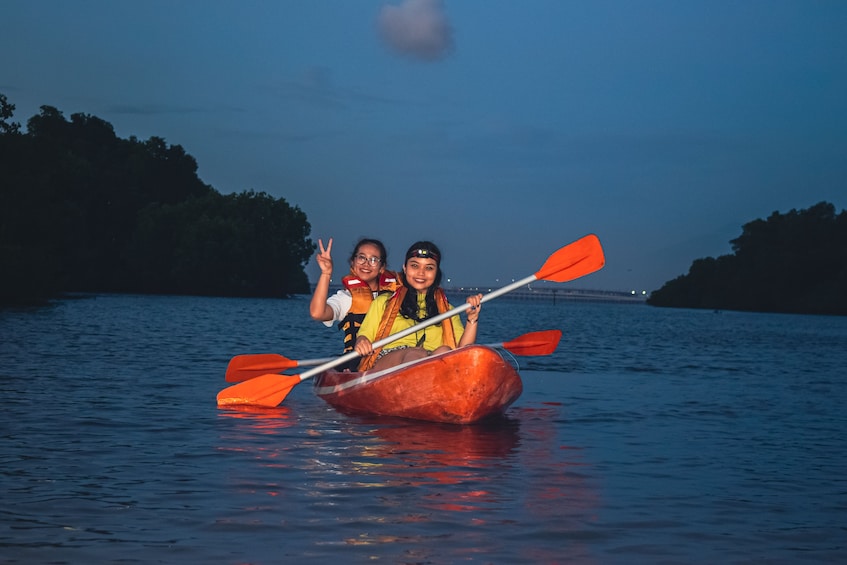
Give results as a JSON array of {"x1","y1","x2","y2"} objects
[
  {"x1": 338, "y1": 270, "x2": 399, "y2": 353},
  {"x1": 358, "y1": 286, "x2": 456, "y2": 371}
]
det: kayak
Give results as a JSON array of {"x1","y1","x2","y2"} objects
[{"x1": 312, "y1": 345, "x2": 523, "y2": 424}]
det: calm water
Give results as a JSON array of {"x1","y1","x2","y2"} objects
[{"x1": 1, "y1": 294, "x2": 846, "y2": 564}]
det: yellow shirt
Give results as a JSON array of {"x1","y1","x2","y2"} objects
[{"x1": 357, "y1": 292, "x2": 465, "y2": 351}]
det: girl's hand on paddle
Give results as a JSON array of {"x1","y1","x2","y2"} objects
[
  {"x1": 354, "y1": 336, "x2": 374, "y2": 356},
  {"x1": 316, "y1": 238, "x2": 333, "y2": 275},
  {"x1": 466, "y1": 293, "x2": 482, "y2": 325}
]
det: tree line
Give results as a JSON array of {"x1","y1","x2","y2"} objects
[
  {"x1": 647, "y1": 201, "x2": 847, "y2": 316},
  {"x1": 0, "y1": 93, "x2": 315, "y2": 306}
]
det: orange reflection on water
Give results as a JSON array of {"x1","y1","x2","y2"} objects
[
  {"x1": 362, "y1": 417, "x2": 518, "y2": 470},
  {"x1": 217, "y1": 404, "x2": 297, "y2": 435},
  {"x1": 216, "y1": 405, "x2": 298, "y2": 480},
  {"x1": 328, "y1": 410, "x2": 599, "y2": 562},
  {"x1": 335, "y1": 417, "x2": 521, "y2": 516},
  {"x1": 215, "y1": 405, "x2": 302, "y2": 505},
  {"x1": 216, "y1": 402, "x2": 600, "y2": 562}
]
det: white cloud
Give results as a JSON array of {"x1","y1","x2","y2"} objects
[{"x1": 377, "y1": 0, "x2": 454, "y2": 61}]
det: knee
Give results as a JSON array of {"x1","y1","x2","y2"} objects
[{"x1": 403, "y1": 348, "x2": 430, "y2": 362}]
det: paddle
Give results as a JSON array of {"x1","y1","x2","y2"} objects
[
  {"x1": 217, "y1": 233, "x2": 604, "y2": 407},
  {"x1": 225, "y1": 353, "x2": 334, "y2": 382},
  {"x1": 224, "y1": 329, "x2": 563, "y2": 382}
]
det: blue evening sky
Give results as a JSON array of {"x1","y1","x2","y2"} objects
[{"x1": 3, "y1": 0, "x2": 845, "y2": 293}]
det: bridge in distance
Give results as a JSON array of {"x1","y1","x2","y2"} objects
[
  {"x1": 443, "y1": 285, "x2": 648, "y2": 304},
  {"x1": 317, "y1": 283, "x2": 648, "y2": 304}
]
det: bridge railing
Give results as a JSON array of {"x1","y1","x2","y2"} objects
[{"x1": 311, "y1": 283, "x2": 648, "y2": 304}]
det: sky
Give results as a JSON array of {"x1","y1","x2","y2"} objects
[{"x1": 2, "y1": 0, "x2": 846, "y2": 293}]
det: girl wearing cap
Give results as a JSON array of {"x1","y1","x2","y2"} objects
[{"x1": 353, "y1": 241, "x2": 483, "y2": 372}]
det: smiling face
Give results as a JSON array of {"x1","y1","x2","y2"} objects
[
  {"x1": 351, "y1": 242, "x2": 384, "y2": 286},
  {"x1": 403, "y1": 256, "x2": 439, "y2": 293}
]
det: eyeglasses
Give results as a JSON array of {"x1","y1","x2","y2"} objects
[{"x1": 354, "y1": 254, "x2": 382, "y2": 266}]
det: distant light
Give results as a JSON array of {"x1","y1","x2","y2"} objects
[
  {"x1": 641, "y1": 290, "x2": 647, "y2": 295},
  {"x1": 631, "y1": 290, "x2": 636, "y2": 295}
]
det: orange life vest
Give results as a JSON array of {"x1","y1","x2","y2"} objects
[{"x1": 338, "y1": 270, "x2": 399, "y2": 354}]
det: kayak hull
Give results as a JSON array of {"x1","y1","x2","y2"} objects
[{"x1": 313, "y1": 345, "x2": 523, "y2": 424}]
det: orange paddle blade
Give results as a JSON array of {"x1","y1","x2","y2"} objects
[
  {"x1": 501, "y1": 330, "x2": 562, "y2": 356},
  {"x1": 535, "y1": 234, "x2": 605, "y2": 283},
  {"x1": 217, "y1": 374, "x2": 301, "y2": 407},
  {"x1": 225, "y1": 353, "x2": 298, "y2": 382}
]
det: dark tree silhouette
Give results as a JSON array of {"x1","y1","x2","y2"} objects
[
  {"x1": 0, "y1": 95, "x2": 315, "y2": 305},
  {"x1": 648, "y1": 202, "x2": 847, "y2": 315}
]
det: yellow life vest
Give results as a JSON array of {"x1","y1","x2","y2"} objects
[{"x1": 358, "y1": 286, "x2": 456, "y2": 371}]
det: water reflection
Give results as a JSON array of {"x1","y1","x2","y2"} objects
[
  {"x1": 216, "y1": 405, "x2": 299, "y2": 466},
  {"x1": 348, "y1": 416, "x2": 521, "y2": 487},
  {"x1": 213, "y1": 402, "x2": 600, "y2": 562},
  {"x1": 217, "y1": 405, "x2": 298, "y2": 434},
  {"x1": 330, "y1": 411, "x2": 599, "y2": 561}
]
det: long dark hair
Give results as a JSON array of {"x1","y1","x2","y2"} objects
[
  {"x1": 348, "y1": 238, "x2": 388, "y2": 267},
  {"x1": 399, "y1": 241, "x2": 443, "y2": 321}
]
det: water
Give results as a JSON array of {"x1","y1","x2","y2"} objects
[{"x1": 1, "y1": 294, "x2": 846, "y2": 564}]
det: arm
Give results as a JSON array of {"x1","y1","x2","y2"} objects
[
  {"x1": 309, "y1": 238, "x2": 335, "y2": 321},
  {"x1": 457, "y1": 293, "x2": 482, "y2": 348}
]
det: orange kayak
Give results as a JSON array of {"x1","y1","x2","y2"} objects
[{"x1": 312, "y1": 345, "x2": 523, "y2": 424}]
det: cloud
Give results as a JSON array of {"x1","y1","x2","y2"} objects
[{"x1": 377, "y1": 0, "x2": 454, "y2": 61}]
